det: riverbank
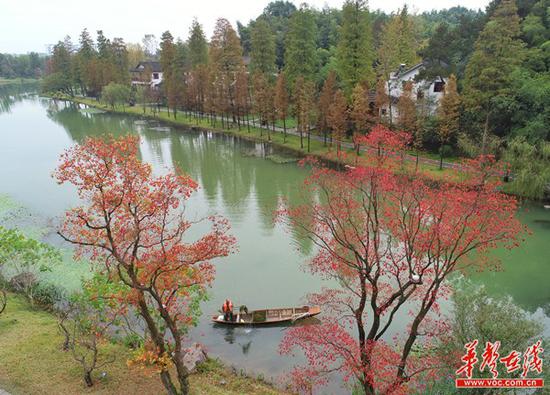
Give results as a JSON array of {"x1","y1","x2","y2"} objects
[
  {"x1": 0, "y1": 293, "x2": 286, "y2": 395},
  {"x1": 0, "y1": 78, "x2": 40, "y2": 87},
  {"x1": 53, "y1": 94, "x2": 545, "y2": 200},
  {"x1": 47, "y1": 94, "x2": 458, "y2": 181}
]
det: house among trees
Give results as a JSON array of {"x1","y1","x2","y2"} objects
[
  {"x1": 130, "y1": 61, "x2": 163, "y2": 88},
  {"x1": 382, "y1": 62, "x2": 447, "y2": 123}
]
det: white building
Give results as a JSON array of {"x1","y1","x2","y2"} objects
[
  {"x1": 382, "y1": 62, "x2": 447, "y2": 124},
  {"x1": 130, "y1": 61, "x2": 163, "y2": 88}
]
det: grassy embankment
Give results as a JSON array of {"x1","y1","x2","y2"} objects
[
  {"x1": 0, "y1": 78, "x2": 40, "y2": 86},
  {"x1": 52, "y1": 94, "x2": 456, "y2": 181},
  {"x1": 0, "y1": 293, "x2": 285, "y2": 395}
]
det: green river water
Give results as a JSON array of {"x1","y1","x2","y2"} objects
[{"x1": 0, "y1": 87, "x2": 548, "y2": 391}]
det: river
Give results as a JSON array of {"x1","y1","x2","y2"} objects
[{"x1": 0, "y1": 89, "x2": 548, "y2": 392}]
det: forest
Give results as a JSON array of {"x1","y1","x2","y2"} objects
[
  {"x1": 0, "y1": 53, "x2": 46, "y2": 79},
  {"x1": 40, "y1": 0, "x2": 550, "y2": 198}
]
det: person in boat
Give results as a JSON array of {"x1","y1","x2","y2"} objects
[{"x1": 222, "y1": 299, "x2": 234, "y2": 321}]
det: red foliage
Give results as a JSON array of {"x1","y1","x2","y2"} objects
[
  {"x1": 277, "y1": 130, "x2": 524, "y2": 394},
  {"x1": 54, "y1": 135, "x2": 236, "y2": 392},
  {"x1": 354, "y1": 125, "x2": 412, "y2": 167}
]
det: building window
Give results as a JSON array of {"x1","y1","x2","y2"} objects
[
  {"x1": 433, "y1": 81, "x2": 445, "y2": 93},
  {"x1": 153, "y1": 73, "x2": 159, "y2": 80}
]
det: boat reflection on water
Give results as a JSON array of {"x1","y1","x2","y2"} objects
[{"x1": 214, "y1": 315, "x2": 322, "y2": 356}]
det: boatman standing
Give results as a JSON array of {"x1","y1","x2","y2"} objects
[{"x1": 222, "y1": 299, "x2": 234, "y2": 321}]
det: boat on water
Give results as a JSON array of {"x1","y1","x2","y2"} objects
[{"x1": 212, "y1": 305, "x2": 321, "y2": 326}]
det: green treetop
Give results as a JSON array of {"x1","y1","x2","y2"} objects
[
  {"x1": 250, "y1": 18, "x2": 276, "y2": 75},
  {"x1": 377, "y1": 5, "x2": 419, "y2": 79},
  {"x1": 284, "y1": 4, "x2": 318, "y2": 86},
  {"x1": 463, "y1": 0, "x2": 525, "y2": 153},
  {"x1": 336, "y1": 0, "x2": 375, "y2": 95},
  {"x1": 188, "y1": 19, "x2": 209, "y2": 67}
]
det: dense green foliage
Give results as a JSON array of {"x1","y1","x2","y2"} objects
[
  {"x1": 250, "y1": 18, "x2": 276, "y2": 74},
  {"x1": 423, "y1": 279, "x2": 547, "y2": 394},
  {"x1": 42, "y1": 30, "x2": 129, "y2": 97},
  {"x1": 101, "y1": 82, "x2": 131, "y2": 109},
  {"x1": 335, "y1": 0, "x2": 375, "y2": 94},
  {"x1": 284, "y1": 4, "x2": 318, "y2": 85},
  {"x1": 43, "y1": 0, "x2": 550, "y2": 198},
  {"x1": 0, "y1": 52, "x2": 46, "y2": 79},
  {"x1": 0, "y1": 226, "x2": 60, "y2": 313}
]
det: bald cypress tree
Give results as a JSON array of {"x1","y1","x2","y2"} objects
[
  {"x1": 293, "y1": 76, "x2": 306, "y2": 149},
  {"x1": 350, "y1": 83, "x2": 371, "y2": 133},
  {"x1": 275, "y1": 72, "x2": 290, "y2": 142},
  {"x1": 397, "y1": 82, "x2": 420, "y2": 169},
  {"x1": 335, "y1": 0, "x2": 375, "y2": 96},
  {"x1": 188, "y1": 19, "x2": 208, "y2": 67},
  {"x1": 437, "y1": 74, "x2": 460, "y2": 169},
  {"x1": 377, "y1": 7, "x2": 419, "y2": 126},
  {"x1": 209, "y1": 18, "x2": 244, "y2": 124},
  {"x1": 350, "y1": 83, "x2": 372, "y2": 156},
  {"x1": 374, "y1": 78, "x2": 389, "y2": 124},
  {"x1": 284, "y1": 5, "x2": 318, "y2": 86},
  {"x1": 317, "y1": 70, "x2": 337, "y2": 146},
  {"x1": 160, "y1": 31, "x2": 176, "y2": 117},
  {"x1": 397, "y1": 81, "x2": 416, "y2": 133},
  {"x1": 463, "y1": 0, "x2": 525, "y2": 154},
  {"x1": 235, "y1": 68, "x2": 250, "y2": 131},
  {"x1": 328, "y1": 89, "x2": 348, "y2": 156},
  {"x1": 250, "y1": 18, "x2": 276, "y2": 75}
]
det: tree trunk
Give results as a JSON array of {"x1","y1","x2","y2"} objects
[
  {"x1": 481, "y1": 111, "x2": 490, "y2": 155},
  {"x1": 391, "y1": 290, "x2": 438, "y2": 393},
  {"x1": 84, "y1": 371, "x2": 93, "y2": 387},
  {"x1": 283, "y1": 118, "x2": 287, "y2": 143},
  {"x1": 387, "y1": 81, "x2": 393, "y2": 128},
  {"x1": 160, "y1": 370, "x2": 179, "y2": 395},
  {"x1": 356, "y1": 275, "x2": 376, "y2": 395},
  {"x1": 0, "y1": 289, "x2": 7, "y2": 315},
  {"x1": 136, "y1": 296, "x2": 179, "y2": 395}
]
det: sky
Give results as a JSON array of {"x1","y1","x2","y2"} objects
[{"x1": 0, "y1": 0, "x2": 490, "y2": 54}]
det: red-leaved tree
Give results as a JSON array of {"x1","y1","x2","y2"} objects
[
  {"x1": 54, "y1": 135, "x2": 236, "y2": 395},
  {"x1": 278, "y1": 126, "x2": 523, "y2": 394}
]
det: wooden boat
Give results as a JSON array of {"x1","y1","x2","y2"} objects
[{"x1": 211, "y1": 305, "x2": 321, "y2": 326}]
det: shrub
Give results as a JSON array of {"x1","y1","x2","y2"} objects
[
  {"x1": 122, "y1": 333, "x2": 144, "y2": 350},
  {"x1": 31, "y1": 282, "x2": 67, "y2": 308}
]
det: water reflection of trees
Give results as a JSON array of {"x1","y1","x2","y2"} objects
[
  {"x1": 46, "y1": 100, "x2": 134, "y2": 142},
  {"x1": 0, "y1": 83, "x2": 39, "y2": 114},
  {"x1": 47, "y1": 102, "x2": 314, "y2": 252}
]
